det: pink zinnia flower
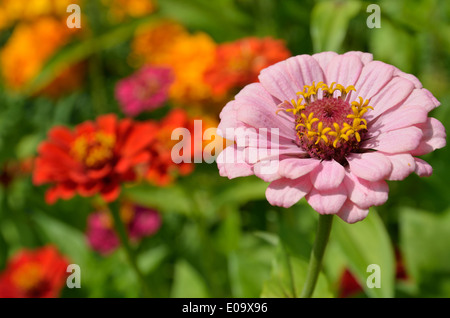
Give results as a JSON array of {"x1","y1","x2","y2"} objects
[
  {"x1": 217, "y1": 51, "x2": 446, "y2": 223},
  {"x1": 115, "y1": 66, "x2": 173, "y2": 116},
  {"x1": 86, "y1": 204, "x2": 161, "y2": 255}
]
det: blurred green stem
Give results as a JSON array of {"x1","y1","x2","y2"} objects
[
  {"x1": 109, "y1": 201, "x2": 151, "y2": 297},
  {"x1": 89, "y1": 53, "x2": 108, "y2": 115},
  {"x1": 300, "y1": 214, "x2": 333, "y2": 298}
]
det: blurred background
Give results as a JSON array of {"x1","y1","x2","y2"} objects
[{"x1": 0, "y1": 0, "x2": 449, "y2": 298}]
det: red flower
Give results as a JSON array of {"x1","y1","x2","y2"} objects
[
  {"x1": 145, "y1": 109, "x2": 195, "y2": 186},
  {"x1": 33, "y1": 114, "x2": 157, "y2": 204},
  {"x1": 338, "y1": 269, "x2": 363, "y2": 298},
  {"x1": 204, "y1": 37, "x2": 291, "y2": 97},
  {"x1": 0, "y1": 246, "x2": 69, "y2": 298}
]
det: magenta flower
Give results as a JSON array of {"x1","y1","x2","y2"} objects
[
  {"x1": 127, "y1": 206, "x2": 162, "y2": 241},
  {"x1": 217, "y1": 51, "x2": 446, "y2": 223},
  {"x1": 115, "y1": 66, "x2": 173, "y2": 117},
  {"x1": 86, "y1": 205, "x2": 162, "y2": 255}
]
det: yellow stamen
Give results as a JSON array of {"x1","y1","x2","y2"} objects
[
  {"x1": 277, "y1": 81, "x2": 373, "y2": 149},
  {"x1": 328, "y1": 123, "x2": 351, "y2": 148},
  {"x1": 12, "y1": 263, "x2": 42, "y2": 292},
  {"x1": 71, "y1": 132, "x2": 116, "y2": 167}
]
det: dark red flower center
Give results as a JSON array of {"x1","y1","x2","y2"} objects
[{"x1": 277, "y1": 82, "x2": 372, "y2": 165}]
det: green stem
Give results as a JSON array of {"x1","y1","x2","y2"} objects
[
  {"x1": 300, "y1": 214, "x2": 334, "y2": 298},
  {"x1": 109, "y1": 202, "x2": 151, "y2": 297}
]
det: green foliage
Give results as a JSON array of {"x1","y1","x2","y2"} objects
[
  {"x1": 0, "y1": 0, "x2": 449, "y2": 298},
  {"x1": 311, "y1": 0, "x2": 362, "y2": 52},
  {"x1": 333, "y1": 210, "x2": 395, "y2": 297},
  {"x1": 261, "y1": 243, "x2": 333, "y2": 298},
  {"x1": 400, "y1": 207, "x2": 450, "y2": 297}
]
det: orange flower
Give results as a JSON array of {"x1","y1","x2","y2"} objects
[
  {"x1": 204, "y1": 37, "x2": 291, "y2": 97},
  {"x1": 0, "y1": 246, "x2": 69, "y2": 298},
  {"x1": 0, "y1": 17, "x2": 83, "y2": 94},
  {"x1": 0, "y1": 0, "x2": 78, "y2": 30},
  {"x1": 131, "y1": 21, "x2": 217, "y2": 104},
  {"x1": 33, "y1": 114, "x2": 158, "y2": 204},
  {"x1": 130, "y1": 20, "x2": 188, "y2": 67}
]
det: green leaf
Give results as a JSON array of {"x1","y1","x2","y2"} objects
[
  {"x1": 137, "y1": 245, "x2": 169, "y2": 275},
  {"x1": 400, "y1": 207, "x2": 450, "y2": 296},
  {"x1": 214, "y1": 206, "x2": 241, "y2": 255},
  {"x1": 369, "y1": 20, "x2": 415, "y2": 73},
  {"x1": 157, "y1": 0, "x2": 250, "y2": 41},
  {"x1": 322, "y1": 238, "x2": 348, "y2": 291},
  {"x1": 123, "y1": 184, "x2": 194, "y2": 215},
  {"x1": 0, "y1": 229, "x2": 7, "y2": 270},
  {"x1": 214, "y1": 177, "x2": 268, "y2": 208},
  {"x1": 311, "y1": 0, "x2": 362, "y2": 52},
  {"x1": 31, "y1": 212, "x2": 90, "y2": 268},
  {"x1": 171, "y1": 259, "x2": 210, "y2": 298},
  {"x1": 332, "y1": 210, "x2": 395, "y2": 298},
  {"x1": 15, "y1": 134, "x2": 41, "y2": 159},
  {"x1": 261, "y1": 244, "x2": 332, "y2": 298},
  {"x1": 228, "y1": 235, "x2": 276, "y2": 297}
]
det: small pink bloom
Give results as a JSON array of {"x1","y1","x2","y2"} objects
[
  {"x1": 217, "y1": 51, "x2": 446, "y2": 223},
  {"x1": 115, "y1": 66, "x2": 173, "y2": 116},
  {"x1": 86, "y1": 205, "x2": 162, "y2": 255},
  {"x1": 128, "y1": 206, "x2": 161, "y2": 241},
  {"x1": 86, "y1": 212, "x2": 120, "y2": 255}
]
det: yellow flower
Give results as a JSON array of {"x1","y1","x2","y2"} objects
[
  {"x1": 131, "y1": 21, "x2": 217, "y2": 104},
  {"x1": 0, "y1": 0, "x2": 78, "y2": 30},
  {"x1": 130, "y1": 20, "x2": 188, "y2": 66},
  {"x1": 0, "y1": 17, "x2": 80, "y2": 92}
]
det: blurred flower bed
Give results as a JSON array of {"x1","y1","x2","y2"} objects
[{"x1": 0, "y1": 0, "x2": 449, "y2": 298}]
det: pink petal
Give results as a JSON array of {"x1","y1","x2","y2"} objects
[
  {"x1": 347, "y1": 152, "x2": 392, "y2": 182},
  {"x1": 393, "y1": 69, "x2": 423, "y2": 88},
  {"x1": 414, "y1": 158, "x2": 433, "y2": 177},
  {"x1": 344, "y1": 51, "x2": 373, "y2": 65},
  {"x1": 325, "y1": 54, "x2": 363, "y2": 91},
  {"x1": 312, "y1": 51, "x2": 338, "y2": 72},
  {"x1": 366, "y1": 77, "x2": 415, "y2": 122},
  {"x1": 218, "y1": 101, "x2": 243, "y2": 139},
  {"x1": 217, "y1": 145, "x2": 253, "y2": 179},
  {"x1": 410, "y1": 118, "x2": 446, "y2": 156},
  {"x1": 368, "y1": 105, "x2": 428, "y2": 136},
  {"x1": 284, "y1": 55, "x2": 325, "y2": 92},
  {"x1": 254, "y1": 160, "x2": 282, "y2": 182},
  {"x1": 237, "y1": 130, "x2": 303, "y2": 165},
  {"x1": 278, "y1": 157, "x2": 320, "y2": 179},
  {"x1": 309, "y1": 159, "x2": 345, "y2": 191},
  {"x1": 245, "y1": 145, "x2": 307, "y2": 165},
  {"x1": 401, "y1": 88, "x2": 440, "y2": 112},
  {"x1": 343, "y1": 171, "x2": 389, "y2": 209},
  {"x1": 352, "y1": 61, "x2": 395, "y2": 102},
  {"x1": 266, "y1": 176, "x2": 312, "y2": 208},
  {"x1": 337, "y1": 201, "x2": 369, "y2": 224},
  {"x1": 305, "y1": 186, "x2": 347, "y2": 215},
  {"x1": 383, "y1": 153, "x2": 416, "y2": 181},
  {"x1": 235, "y1": 84, "x2": 294, "y2": 138},
  {"x1": 363, "y1": 126, "x2": 423, "y2": 154},
  {"x1": 258, "y1": 61, "x2": 298, "y2": 102}
]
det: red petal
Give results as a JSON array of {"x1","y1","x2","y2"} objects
[
  {"x1": 96, "y1": 114, "x2": 117, "y2": 135},
  {"x1": 100, "y1": 183, "x2": 121, "y2": 202}
]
